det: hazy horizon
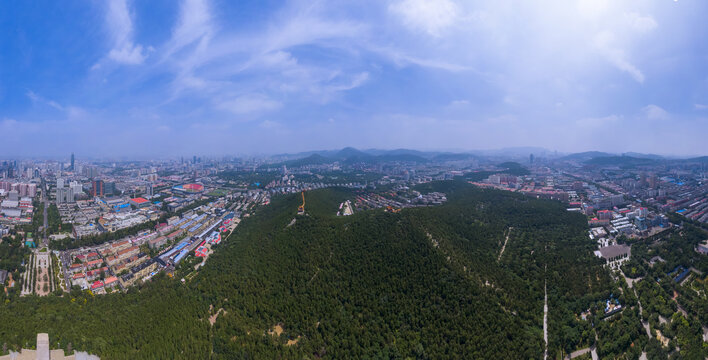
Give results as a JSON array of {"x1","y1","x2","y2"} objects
[
  {"x1": 0, "y1": 145, "x2": 705, "y2": 162},
  {"x1": 2, "y1": 0, "x2": 708, "y2": 156}
]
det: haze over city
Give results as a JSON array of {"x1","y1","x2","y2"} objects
[{"x1": 1, "y1": 0, "x2": 707, "y2": 156}]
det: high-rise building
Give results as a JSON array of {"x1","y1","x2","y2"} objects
[
  {"x1": 27, "y1": 183, "x2": 37, "y2": 197},
  {"x1": 56, "y1": 187, "x2": 74, "y2": 204},
  {"x1": 530, "y1": 153, "x2": 534, "y2": 164},
  {"x1": 92, "y1": 179, "x2": 104, "y2": 197},
  {"x1": 146, "y1": 182, "x2": 154, "y2": 197},
  {"x1": 57, "y1": 178, "x2": 65, "y2": 188},
  {"x1": 70, "y1": 152, "x2": 75, "y2": 171},
  {"x1": 70, "y1": 181, "x2": 83, "y2": 196},
  {"x1": 104, "y1": 181, "x2": 116, "y2": 196},
  {"x1": 84, "y1": 166, "x2": 99, "y2": 179},
  {"x1": 17, "y1": 183, "x2": 29, "y2": 197}
]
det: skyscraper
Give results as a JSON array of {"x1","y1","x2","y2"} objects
[
  {"x1": 91, "y1": 179, "x2": 104, "y2": 197},
  {"x1": 70, "y1": 152, "x2": 75, "y2": 171}
]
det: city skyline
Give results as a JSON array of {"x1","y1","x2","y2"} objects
[{"x1": 1, "y1": 0, "x2": 707, "y2": 157}]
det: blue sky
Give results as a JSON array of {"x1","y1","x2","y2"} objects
[{"x1": 1, "y1": 0, "x2": 707, "y2": 157}]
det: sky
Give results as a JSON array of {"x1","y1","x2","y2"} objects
[{"x1": 1, "y1": 0, "x2": 707, "y2": 157}]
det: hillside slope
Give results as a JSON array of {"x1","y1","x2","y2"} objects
[{"x1": 0, "y1": 182, "x2": 612, "y2": 359}]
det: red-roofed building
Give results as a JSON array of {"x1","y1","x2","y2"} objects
[
  {"x1": 148, "y1": 236, "x2": 167, "y2": 250},
  {"x1": 111, "y1": 240, "x2": 131, "y2": 251},
  {"x1": 106, "y1": 255, "x2": 119, "y2": 266},
  {"x1": 91, "y1": 281, "x2": 104, "y2": 290},
  {"x1": 167, "y1": 230, "x2": 183, "y2": 241},
  {"x1": 86, "y1": 259, "x2": 102, "y2": 269},
  {"x1": 195, "y1": 246, "x2": 208, "y2": 257},
  {"x1": 86, "y1": 267, "x2": 109, "y2": 280},
  {"x1": 72, "y1": 272, "x2": 85, "y2": 280},
  {"x1": 597, "y1": 210, "x2": 612, "y2": 221},
  {"x1": 130, "y1": 197, "x2": 150, "y2": 208},
  {"x1": 117, "y1": 245, "x2": 139, "y2": 259},
  {"x1": 104, "y1": 276, "x2": 118, "y2": 287},
  {"x1": 69, "y1": 263, "x2": 83, "y2": 272}
]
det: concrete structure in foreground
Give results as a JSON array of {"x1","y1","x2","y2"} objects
[{"x1": 0, "y1": 333, "x2": 99, "y2": 360}]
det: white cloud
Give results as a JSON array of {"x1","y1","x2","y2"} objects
[
  {"x1": 164, "y1": 0, "x2": 213, "y2": 59},
  {"x1": 328, "y1": 72, "x2": 369, "y2": 92},
  {"x1": 625, "y1": 13, "x2": 657, "y2": 33},
  {"x1": 26, "y1": 90, "x2": 64, "y2": 111},
  {"x1": 217, "y1": 94, "x2": 282, "y2": 115},
  {"x1": 389, "y1": 0, "x2": 459, "y2": 37},
  {"x1": 694, "y1": 103, "x2": 708, "y2": 110},
  {"x1": 642, "y1": 104, "x2": 669, "y2": 120},
  {"x1": 105, "y1": 0, "x2": 147, "y2": 64},
  {"x1": 25, "y1": 90, "x2": 40, "y2": 102},
  {"x1": 577, "y1": 0, "x2": 610, "y2": 19},
  {"x1": 593, "y1": 31, "x2": 645, "y2": 83},
  {"x1": 370, "y1": 46, "x2": 469, "y2": 72}
]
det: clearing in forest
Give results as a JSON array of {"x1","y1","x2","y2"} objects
[
  {"x1": 268, "y1": 324, "x2": 284, "y2": 337},
  {"x1": 209, "y1": 308, "x2": 226, "y2": 326}
]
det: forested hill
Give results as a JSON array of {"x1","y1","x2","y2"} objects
[{"x1": 0, "y1": 181, "x2": 613, "y2": 359}]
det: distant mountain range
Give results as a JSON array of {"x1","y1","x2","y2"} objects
[
  {"x1": 558, "y1": 151, "x2": 708, "y2": 166},
  {"x1": 268, "y1": 147, "x2": 707, "y2": 168},
  {"x1": 268, "y1": 147, "x2": 481, "y2": 168}
]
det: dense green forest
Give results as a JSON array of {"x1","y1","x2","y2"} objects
[
  {"x1": 0, "y1": 234, "x2": 30, "y2": 296},
  {"x1": 0, "y1": 181, "x2": 612, "y2": 359}
]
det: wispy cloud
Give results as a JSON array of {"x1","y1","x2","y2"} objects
[
  {"x1": 3, "y1": 0, "x2": 707, "y2": 156},
  {"x1": 371, "y1": 46, "x2": 470, "y2": 72},
  {"x1": 217, "y1": 94, "x2": 282, "y2": 115},
  {"x1": 26, "y1": 90, "x2": 64, "y2": 111},
  {"x1": 593, "y1": 31, "x2": 645, "y2": 83},
  {"x1": 163, "y1": 0, "x2": 213, "y2": 60},
  {"x1": 625, "y1": 12, "x2": 657, "y2": 33},
  {"x1": 389, "y1": 0, "x2": 459, "y2": 37},
  {"x1": 642, "y1": 104, "x2": 669, "y2": 120},
  {"x1": 105, "y1": 0, "x2": 148, "y2": 64}
]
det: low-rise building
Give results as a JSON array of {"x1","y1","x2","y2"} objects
[
  {"x1": 148, "y1": 236, "x2": 167, "y2": 249},
  {"x1": 117, "y1": 245, "x2": 139, "y2": 260}
]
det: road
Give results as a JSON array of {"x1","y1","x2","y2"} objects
[
  {"x1": 498, "y1": 227, "x2": 512, "y2": 261},
  {"x1": 41, "y1": 178, "x2": 49, "y2": 248},
  {"x1": 544, "y1": 270, "x2": 548, "y2": 360},
  {"x1": 60, "y1": 250, "x2": 73, "y2": 292}
]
